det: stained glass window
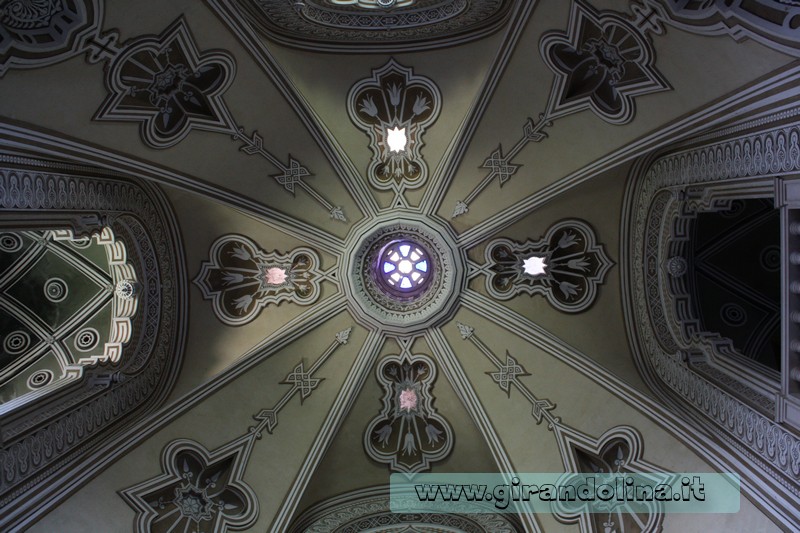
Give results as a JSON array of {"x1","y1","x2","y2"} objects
[{"x1": 378, "y1": 240, "x2": 431, "y2": 294}]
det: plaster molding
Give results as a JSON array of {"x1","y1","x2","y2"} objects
[
  {"x1": 622, "y1": 114, "x2": 800, "y2": 528},
  {"x1": 0, "y1": 162, "x2": 187, "y2": 532},
  {"x1": 227, "y1": 0, "x2": 514, "y2": 53},
  {"x1": 289, "y1": 485, "x2": 524, "y2": 532}
]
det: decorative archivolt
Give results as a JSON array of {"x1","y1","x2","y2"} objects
[
  {"x1": 231, "y1": 0, "x2": 513, "y2": 52},
  {"x1": 650, "y1": 0, "x2": 800, "y2": 57},
  {"x1": 288, "y1": 486, "x2": 524, "y2": 533},
  {"x1": 0, "y1": 0, "x2": 102, "y2": 76},
  {"x1": 623, "y1": 115, "x2": 800, "y2": 528},
  {"x1": 0, "y1": 161, "x2": 186, "y2": 531}
]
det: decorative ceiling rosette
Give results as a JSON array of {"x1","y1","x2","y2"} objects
[
  {"x1": 120, "y1": 439, "x2": 259, "y2": 533},
  {"x1": 364, "y1": 353, "x2": 453, "y2": 474},
  {"x1": 194, "y1": 235, "x2": 322, "y2": 326},
  {"x1": 540, "y1": 0, "x2": 669, "y2": 125},
  {"x1": 483, "y1": 219, "x2": 613, "y2": 313},
  {"x1": 347, "y1": 59, "x2": 441, "y2": 191},
  {"x1": 95, "y1": 17, "x2": 236, "y2": 149}
]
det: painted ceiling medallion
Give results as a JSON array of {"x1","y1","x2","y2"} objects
[
  {"x1": 540, "y1": 0, "x2": 669, "y2": 125},
  {"x1": 236, "y1": 0, "x2": 513, "y2": 52},
  {"x1": 364, "y1": 353, "x2": 453, "y2": 474},
  {"x1": 120, "y1": 439, "x2": 259, "y2": 533},
  {"x1": 194, "y1": 235, "x2": 322, "y2": 326},
  {"x1": 483, "y1": 220, "x2": 613, "y2": 313},
  {"x1": 348, "y1": 59, "x2": 441, "y2": 191},
  {"x1": 342, "y1": 211, "x2": 463, "y2": 335},
  {"x1": 95, "y1": 17, "x2": 235, "y2": 149}
]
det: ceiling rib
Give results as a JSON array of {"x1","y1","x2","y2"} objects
[
  {"x1": 271, "y1": 329, "x2": 386, "y2": 532},
  {"x1": 0, "y1": 121, "x2": 345, "y2": 256},
  {"x1": 207, "y1": 0, "x2": 381, "y2": 220},
  {"x1": 425, "y1": 326, "x2": 542, "y2": 533},
  {"x1": 420, "y1": 0, "x2": 539, "y2": 216},
  {"x1": 457, "y1": 62, "x2": 800, "y2": 250}
]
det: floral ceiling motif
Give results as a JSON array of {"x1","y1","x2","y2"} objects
[
  {"x1": 540, "y1": 0, "x2": 669, "y2": 125},
  {"x1": 194, "y1": 235, "x2": 323, "y2": 326},
  {"x1": 348, "y1": 59, "x2": 441, "y2": 191},
  {"x1": 364, "y1": 353, "x2": 453, "y2": 474},
  {"x1": 120, "y1": 439, "x2": 259, "y2": 533},
  {"x1": 482, "y1": 219, "x2": 614, "y2": 313},
  {"x1": 95, "y1": 17, "x2": 235, "y2": 149}
]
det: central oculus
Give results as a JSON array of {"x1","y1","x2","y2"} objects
[{"x1": 377, "y1": 240, "x2": 432, "y2": 296}]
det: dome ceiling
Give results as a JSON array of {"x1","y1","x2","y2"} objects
[{"x1": 1, "y1": 0, "x2": 799, "y2": 531}]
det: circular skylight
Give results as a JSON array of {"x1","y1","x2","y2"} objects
[{"x1": 377, "y1": 240, "x2": 432, "y2": 295}]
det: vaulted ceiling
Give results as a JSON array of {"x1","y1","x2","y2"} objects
[{"x1": 1, "y1": 0, "x2": 799, "y2": 531}]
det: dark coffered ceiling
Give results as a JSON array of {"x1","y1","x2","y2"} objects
[{"x1": 1, "y1": 1, "x2": 799, "y2": 532}]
